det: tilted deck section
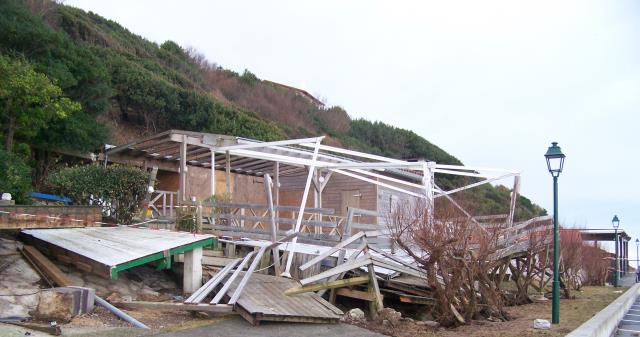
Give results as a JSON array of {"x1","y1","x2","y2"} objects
[
  {"x1": 21, "y1": 227, "x2": 215, "y2": 279},
  {"x1": 227, "y1": 273, "x2": 343, "y2": 325}
]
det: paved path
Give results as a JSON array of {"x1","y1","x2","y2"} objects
[
  {"x1": 150, "y1": 316, "x2": 386, "y2": 337},
  {"x1": 615, "y1": 295, "x2": 640, "y2": 336},
  {"x1": 616, "y1": 274, "x2": 640, "y2": 336},
  {"x1": 620, "y1": 272, "x2": 638, "y2": 287}
]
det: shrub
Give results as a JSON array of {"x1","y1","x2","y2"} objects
[
  {"x1": 0, "y1": 149, "x2": 32, "y2": 204},
  {"x1": 47, "y1": 164, "x2": 149, "y2": 224}
]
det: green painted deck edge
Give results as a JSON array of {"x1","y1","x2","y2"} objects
[{"x1": 110, "y1": 237, "x2": 216, "y2": 279}]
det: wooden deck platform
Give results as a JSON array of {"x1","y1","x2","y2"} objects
[
  {"x1": 21, "y1": 227, "x2": 215, "y2": 279},
  {"x1": 226, "y1": 273, "x2": 343, "y2": 325}
]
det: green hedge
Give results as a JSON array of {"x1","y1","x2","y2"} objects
[{"x1": 47, "y1": 165, "x2": 149, "y2": 224}]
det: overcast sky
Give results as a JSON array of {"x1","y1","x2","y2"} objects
[{"x1": 66, "y1": 0, "x2": 640, "y2": 256}]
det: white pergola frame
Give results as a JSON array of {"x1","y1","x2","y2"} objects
[{"x1": 106, "y1": 130, "x2": 521, "y2": 277}]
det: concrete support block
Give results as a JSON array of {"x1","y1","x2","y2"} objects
[{"x1": 183, "y1": 247, "x2": 203, "y2": 295}]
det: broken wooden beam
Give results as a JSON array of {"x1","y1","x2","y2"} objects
[
  {"x1": 368, "y1": 263, "x2": 384, "y2": 315},
  {"x1": 299, "y1": 254, "x2": 372, "y2": 286},
  {"x1": 285, "y1": 276, "x2": 370, "y2": 295},
  {"x1": 186, "y1": 258, "x2": 241, "y2": 303},
  {"x1": 335, "y1": 288, "x2": 378, "y2": 301},
  {"x1": 298, "y1": 231, "x2": 366, "y2": 271},
  {"x1": 228, "y1": 246, "x2": 267, "y2": 305},
  {"x1": 211, "y1": 251, "x2": 254, "y2": 304},
  {"x1": 113, "y1": 301, "x2": 236, "y2": 313},
  {"x1": 20, "y1": 245, "x2": 71, "y2": 286}
]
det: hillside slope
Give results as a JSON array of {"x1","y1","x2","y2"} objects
[{"x1": 0, "y1": 0, "x2": 545, "y2": 219}]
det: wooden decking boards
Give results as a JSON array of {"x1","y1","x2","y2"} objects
[
  {"x1": 20, "y1": 227, "x2": 215, "y2": 279},
  {"x1": 226, "y1": 273, "x2": 342, "y2": 325}
]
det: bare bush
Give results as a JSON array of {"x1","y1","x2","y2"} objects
[
  {"x1": 504, "y1": 219, "x2": 553, "y2": 305},
  {"x1": 559, "y1": 229, "x2": 584, "y2": 298},
  {"x1": 581, "y1": 242, "x2": 610, "y2": 286},
  {"x1": 387, "y1": 198, "x2": 509, "y2": 326}
]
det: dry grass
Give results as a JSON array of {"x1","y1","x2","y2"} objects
[
  {"x1": 437, "y1": 286, "x2": 625, "y2": 337},
  {"x1": 355, "y1": 286, "x2": 626, "y2": 337}
]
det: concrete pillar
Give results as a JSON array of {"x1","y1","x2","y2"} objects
[{"x1": 183, "y1": 247, "x2": 203, "y2": 294}]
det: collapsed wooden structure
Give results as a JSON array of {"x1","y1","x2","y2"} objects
[
  {"x1": 105, "y1": 130, "x2": 523, "y2": 278},
  {"x1": 6, "y1": 130, "x2": 546, "y2": 326}
]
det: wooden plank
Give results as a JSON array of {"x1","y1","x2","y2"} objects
[
  {"x1": 335, "y1": 288, "x2": 376, "y2": 301},
  {"x1": 299, "y1": 231, "x2": 365, "y2": 271},
  {"x1": 300, "y1": 255, "x2": 372, "y2": 286},
  {"x1": 228, "y1": 246, "x2": 266, "y2": 305},
  {"x1": 263, "y1": 174, "x2": 280, "y2": 276},
  {"x1": 20, "y1": 245, "x2": 70, "y2": 287},
  {"x1": 186, "y1": 258, "x2": 241, "y2": 303},
  {"x1": 113, "y1": 301, "x2": 236, "y2": 313},
  {"x1": 285, "y1": 276, "x2": 370, "y2": 295},
  {"x1": 213, "y1": 213, "x2": 338, "y2": 228},
  {"x1": 368, "y1": 258, "x2": 383, "y2": 315},
  {"x1": 370, "y1": 256, "x2": 425, "y2": 278},
  {"x1": 202, "y1": 202, "x2": 335, "y2": 215},
  {"x1": 225, "y1": 273, "x2": 342, "y2": 325},
  {"x1": 383, "y1": 281, "x2": 431, "y2": 297},
  {"x1": 211, "y1": 252, "x2": 254, "y2": 304},
  {"x1": 399, "y1": 294, "x2": 434, "y2": 305},
  {"x1": 225, "y1": 151, "x2": 231, "y2": 195},
  {"x1": 324, "y1": 240, "x2": 366, "y2": 299},
  {"x1": 368, "y1": 246, "x2": 423, "y2": 273}
]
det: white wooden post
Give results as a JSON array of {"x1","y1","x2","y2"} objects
[
  {"x1": 282, "y1": 137, "x2": 323, "y2": 277},
  {"x1": 422, "y1": 161, "x2": 435, "y2": 224},
  {"x1": 179, "y1": 135, "x2": 187, "y2": 202},
  {"x1": 264, "y1": 174, "x2": 281, "y2": 275},
  {"x1": 507, "y1": 175, "x2": 520, "y2": 227},
  {"x1": 183, "y1": 247, "x2": 203, "y2": 294},
  {"x1": 225, "y1": 151, "x2": 231, "y2": 196},
  {"x1": 210, "y1": 149, "x2": 216, "y2": 197},
  {"x1": 274, "y1": 162, "x2": 280, "y2": 225}
]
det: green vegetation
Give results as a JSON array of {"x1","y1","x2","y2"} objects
[
  {"x1": 0, "y1": 149, "x2": 32, "y2": 204},
  {"x1": 0, "y1": 0, "x2": 545, "y2": 219},
  {"x1": 47, "y1": 165, "x2": 149, "y2": 224},
  {"x1": 0, "y1": 54, "x2": 80, "y2": 152}
]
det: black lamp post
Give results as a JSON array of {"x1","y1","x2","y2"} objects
[
  {"x1": 544, "y1": 141, "x2": 565, "y2": 324},
  {"x1": 612, "y1": 215, "x2": 620, "y2": 287}
]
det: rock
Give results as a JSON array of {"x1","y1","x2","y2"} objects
[
  {"x1": 346, "y1": 308, "x2": 366, "y2": 321},
  {"x1": 33, "y1": 290, "x2": 74, "y2": 323},
  {"x1": 0, "y1": 299, "x2": 31, "y2": 318},
  {"x1": 403, "y1": 317, "x2": 414, "y2": 322},
  {"x1": 15, "y1": 293, "x2": 40, "y2": 308},
  {"x1": 379, "y1": 307, "x2": 402, "y2": 323},
  {"x1": 533, "y1": 319, "x2": 551, "y2": 330},
  {"x1": 65, "y1": 273, "x2": 85, "y2": 287},
  {"x1": 84, "y1": 274, "x2": 109, "y2": 288},
  {"x1": 423, "y1": 320, "x2": 440, "y2": 328},
  {"x1": 382, "y1": 319, "x2": 390, "y2": 326},
  {"x1": 106, "y1": 281, "x2": 131, "y2": 297},
  {"x1": 141, "y1": 285, "x2": 160, "y2": 297}
]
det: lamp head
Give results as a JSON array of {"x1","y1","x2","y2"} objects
[
  {"x1": 612, "y1": 215, "x2": 620, "y2": 229},
  {"x1": 544, "y1": 142, "x2": 565, "y2": 177}
]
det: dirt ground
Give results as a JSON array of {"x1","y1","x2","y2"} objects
[{"x1": 349, "y1": 286, "x2": 625, "y2": 337}]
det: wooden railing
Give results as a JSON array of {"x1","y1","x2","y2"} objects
[
  {"x1": 199, "y1": 202, "x2": 345, "y2": 234},
  {"x1": 149, "y1": 190, "x2": 178, "y2": 218}
]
